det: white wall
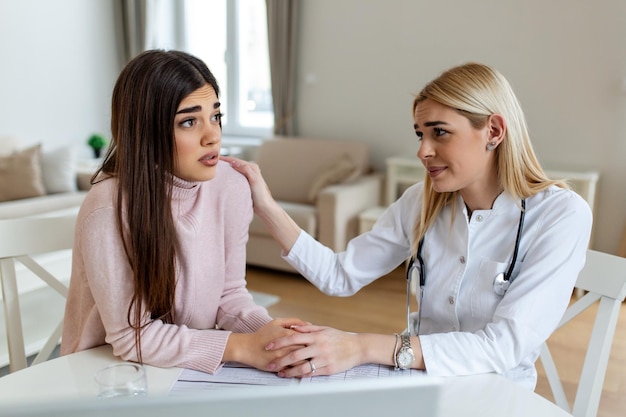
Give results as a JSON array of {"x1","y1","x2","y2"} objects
[
  {"x1": 296, "y1": 0, "x2": 626, "y2": 254},
  {"x1": 0, "y1": 0, "x2": 624, "y2": 253},
  {"x1": 0, "y1": 0, "x2": 120, "y2": 158}
]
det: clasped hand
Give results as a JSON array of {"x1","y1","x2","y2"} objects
[{"x1": 266, "y1": 324, "x2": 364, "y2": 378}]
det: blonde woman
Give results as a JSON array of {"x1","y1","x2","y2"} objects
[{"x1": 224, "y1": 63, "x2": 592, "y2": 389}]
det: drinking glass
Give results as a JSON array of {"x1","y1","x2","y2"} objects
[{"x1": 94, "y1": 363, "x2": 147, "y2": 398}]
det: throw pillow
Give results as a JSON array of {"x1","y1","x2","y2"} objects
[
  {"x1": 307, "y1": 154, "x2": 358, "y2": 203},
  {"x1": 41, "y1": 145, "x2": 78, "y2": 194},
  {"x1": 0, "y1": 144, "x2": 46, "y2": 202}
]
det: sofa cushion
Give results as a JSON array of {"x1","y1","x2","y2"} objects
[
  {"x1": 307, "y1": 154, "x2": 357, "y2": 202},
  {"x1": 41, "y1": 145, "x2": 78, "y2": 194},
  {"x1": 253, "y1": 136, "x2": 370, "y2": 204},
  {"x1": 249, "y1": 201, "x2": 317, "y2": 237},
  {"x1": 0, "y1": 144, "x2": 46, "y2": 202},
  {"x1": 0, "y1": 191, "x2": 86, "y2": 220}
]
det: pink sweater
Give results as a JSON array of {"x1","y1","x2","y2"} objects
[{"x1": 61, "y1": 161, "x2": 272, "y2": 373}]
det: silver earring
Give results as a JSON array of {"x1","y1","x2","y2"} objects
[{"x1": 486, "y1": 142, "x2": 497, "y2": 151}]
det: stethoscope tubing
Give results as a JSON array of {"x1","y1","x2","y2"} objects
[{"x1": 406, "y1": 199, "x2": 526, "y2": 336}]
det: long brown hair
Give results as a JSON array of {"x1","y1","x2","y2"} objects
[
  {"x1": 411, "y1": 63, "x2": 567, "y2": 256},
  {"x1": 94, "y1": 50, "x2": 220, "y2": 361}
]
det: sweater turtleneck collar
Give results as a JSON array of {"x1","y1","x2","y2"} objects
[{"x1": 171, "y1": 175, "x2": 203, "y2": 200}]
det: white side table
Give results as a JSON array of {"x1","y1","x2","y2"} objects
[
  {"x1": 76, "y1": 158, "x2": 103, "y2": 190},
  {"x1": 359, "y1": 156, "x2": 425, "y2": 234},
  {"x1": 385, "y1": 156, "x2": 425, "y2": 205}
]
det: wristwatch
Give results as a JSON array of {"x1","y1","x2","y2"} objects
[{"x1": 395, "y1": 334, "x2": 415, "y2": 370}]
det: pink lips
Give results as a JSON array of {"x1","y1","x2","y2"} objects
[
  {"x1": 427, "y1": 166, "x2": 446, "y2": 178},
  {"x1": 199, "y1": 151, "x2": 219, "y2": 167}
]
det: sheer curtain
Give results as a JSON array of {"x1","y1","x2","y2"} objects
[
  {"x1": 266, "y1": 0, "x2": 299, "y2": 136},
  {"x1": 113, "y1": 0, "x2": 148, "y2": 65},
  {"x1": 115, "y1": 0, "x2": 294, "y2": 136},
  {"x1": 114, "y1": 0, "x2": 185, "y2": 65}
]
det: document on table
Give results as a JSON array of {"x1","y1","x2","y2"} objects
[{"x1": 170, "y1": 362, "x2": 422, "y2": 395}]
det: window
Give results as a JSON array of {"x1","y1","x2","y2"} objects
[{"x1": 184, "y1": 0, "x2": 273, "y2": 138}]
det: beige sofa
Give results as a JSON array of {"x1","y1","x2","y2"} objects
[
  {"x1": 247, "y1": 136, "x2": 382, "y2": 272},
  {"x1": 0, "y1": 139, "x2": 89, "y2": 220}
]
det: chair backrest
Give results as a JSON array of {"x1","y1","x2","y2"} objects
[
  {"x1": 543, "y1": 170, "x2": 599, "y2": 213},
  {"x1": 545, "y1": 169, "x2": 600, "y2": 243},
  {"x1": 539, "y1": 249, "x2": 626, "y2": 417},
  {"x1": 0, "y1": 214, "x2": 76, "y2": 372}
]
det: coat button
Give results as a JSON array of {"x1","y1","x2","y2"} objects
[
  {"x1": 460, "y1": 256, "x2": 466, "y2": 264},
  {"x1": 449, "y1": 296, "x2": 455, "y2": 304},
  {"x1": 476, "y1": 214, "x2": 484, "y2": 221}
]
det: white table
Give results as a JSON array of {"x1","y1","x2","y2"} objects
[{"x1": 0, "y1": 345, "x2": 571, "y2": 417}]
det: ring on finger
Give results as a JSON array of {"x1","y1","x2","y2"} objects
[{"x1": 308, "y1": 359, "x2": 317, "y2": 374}]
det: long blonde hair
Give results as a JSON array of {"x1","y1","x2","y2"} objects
[{"x1": 411, "y1": 63, "x2": 566, "y2": 256}]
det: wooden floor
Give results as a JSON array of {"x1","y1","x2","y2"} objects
[{"x1": 246, "y1": 265, "x2": 626, "y2": 417}]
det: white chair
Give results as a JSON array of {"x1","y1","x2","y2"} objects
[
  {"x1": 545, "y1": 169, "x2": 599, "y2": 244},
  {"x1": 545, "y1": 169, "x2": 600, "y2": 299},
  {"x1": 544, "y1": 170, "x2": 599, "y2": 212},
  {"x1": 539, "y1": 249, "x2": 626, "y2": 417},
  {"x1": 0, "y1": 214, "x2": 76, "y2": 373}
]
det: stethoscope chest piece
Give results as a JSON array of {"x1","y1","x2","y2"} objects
[{"x1": 492, "y1": 272, "x2": 510, "y2": 296}]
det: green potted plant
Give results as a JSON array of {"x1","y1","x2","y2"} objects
[{"x1": 87, "y1": 134, "x2": 108, "y2": 159}]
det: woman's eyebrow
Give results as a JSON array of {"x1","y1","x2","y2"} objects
[
  {"x1": 176, "y1": 105, "x2": 201, "y2": 115},
  {"x1": 424, "y1": 121, "x2": 448, "y2": 127},
  {"x1": 414, "y1": 121, "x2": 448, "y2": 130},
  {"x1": 176, "y1": 101, "x2": 221, "y2": 114}
]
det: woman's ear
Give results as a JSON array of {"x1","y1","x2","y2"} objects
[{"x1": 488, "y1": 114, "x2": 506, "y2": 145}]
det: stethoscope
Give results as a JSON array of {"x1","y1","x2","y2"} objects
[{"x1": 405, "y1": 199, "x2": 526, "y2": 335}]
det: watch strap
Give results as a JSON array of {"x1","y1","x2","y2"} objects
[
  {"x1": 393, "y1": 333, "x2": 400, "y2": 370},
  {"x1": 401, "y1": 333, "x2": 412, "y2": 351},
  {"x1": 397, "y1": 333, "x2": 415, "y2": 370}
]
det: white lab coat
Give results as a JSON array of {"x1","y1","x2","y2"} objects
[{"x1": 283, "y1": 182, "x2": 592, "y2": 389}]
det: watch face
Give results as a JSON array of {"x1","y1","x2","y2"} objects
[{"x1": 398, "y1": 350, "x2": 414, "y2": 368}]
